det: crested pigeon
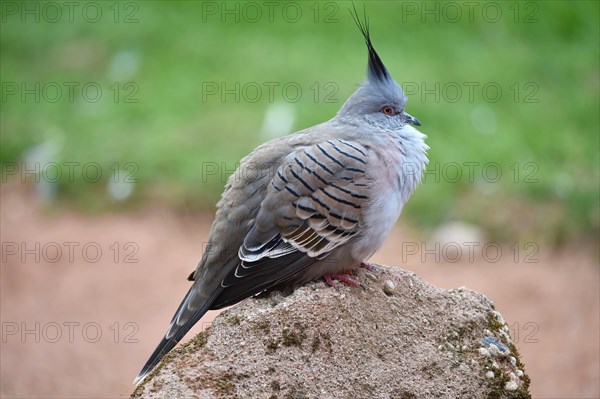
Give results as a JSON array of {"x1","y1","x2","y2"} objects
[{"x1": 134, "y1": 8, "x2": 428, "y2": 385}]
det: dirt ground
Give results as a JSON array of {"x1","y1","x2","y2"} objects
[{"x1": 1, "y1": 186, "x2": 598, "y2": 399}]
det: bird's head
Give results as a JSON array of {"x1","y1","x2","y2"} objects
[{"x1": 337, "y1": 7, "x2": 420, "y2": 130}]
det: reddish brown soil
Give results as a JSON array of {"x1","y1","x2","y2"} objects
[{"x1": 1, "y1": 187, "x2": 598, "y2": 398}]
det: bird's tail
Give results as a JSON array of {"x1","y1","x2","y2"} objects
[{"x1": 133, "y1": 284, "x2": 221, "y2": 386}]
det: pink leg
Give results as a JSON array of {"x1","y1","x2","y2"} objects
[
  {"x1": 323, "y1": 274, "x2": 337, "y2": 288},
  {"x1": 324, "y1": 273, "x2": 361, "y2": 288}
]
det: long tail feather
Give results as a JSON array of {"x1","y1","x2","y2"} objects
[{"x1": 133, "y1": 285, "x2": 222, "y2": 386}]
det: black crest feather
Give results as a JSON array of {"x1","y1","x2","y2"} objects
[{"x1": 350, "y1": 3, "x2": 390, "y2": 83}]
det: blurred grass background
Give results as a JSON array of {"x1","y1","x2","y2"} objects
[{"x1": 1, "y1": 0, "x2": 598, "y2": 246}]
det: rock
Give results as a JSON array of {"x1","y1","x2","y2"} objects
[
  {"x1": 131, "y1": 265, "x2": 531, "y2": 399},
  {"x1": 505, "y1": 381, "x2": 519, "y2": 391},
  {"x1": 382, "y1": 279, "x2": 396, "y2": 296}
]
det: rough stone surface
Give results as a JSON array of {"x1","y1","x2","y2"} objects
[{"x1": 132, "y1": 265, "x2": 531, "y2": 399}]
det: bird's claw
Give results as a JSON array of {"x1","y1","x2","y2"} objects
[{"x1": 324, "y1": 273, "x2": 362, "y2": 290}]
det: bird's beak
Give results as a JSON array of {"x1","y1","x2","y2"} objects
[{"x1": 402, "y1": 112, "x2": 421, "y2": 126}]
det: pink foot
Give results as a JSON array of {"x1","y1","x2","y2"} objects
[{"x1": 324, "y1": 273, "x2": 361, "y2": 289}]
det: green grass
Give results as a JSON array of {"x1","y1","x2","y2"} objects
[{"x1": 1, "y1": 1, "x2": 598, "y2": 244}]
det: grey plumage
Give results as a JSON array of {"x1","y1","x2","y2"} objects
[{"x1": 134, "y1": 8, "x2": 428, "y2": 386}]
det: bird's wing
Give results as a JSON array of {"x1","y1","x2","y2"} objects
[
  {"x1": 135, "y1": 138, "x2": 374, "y2": 386},
  {"x1": 212, "y1": 138, "x2": 373, "y2": 307}
]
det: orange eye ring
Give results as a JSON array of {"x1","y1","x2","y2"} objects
[{"x1": 381, "y1": 106, "x2": 396, "y2": 116}]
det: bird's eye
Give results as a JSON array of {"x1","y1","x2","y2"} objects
[{"x1": 381, "y1": 106, "x2": 396, "y2": 116}]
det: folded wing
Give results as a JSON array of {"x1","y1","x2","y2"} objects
[{"x1": 213, "y1": 139, "x2": 373, "y2": 307}]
